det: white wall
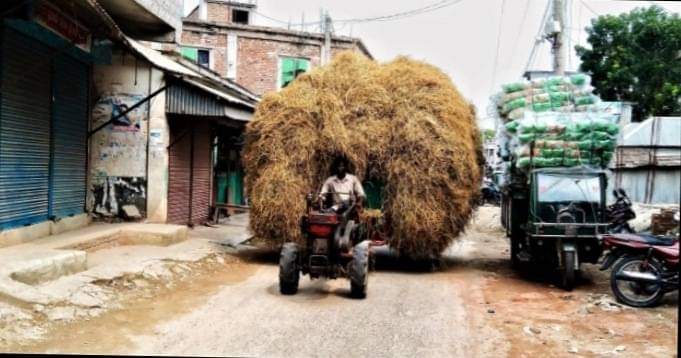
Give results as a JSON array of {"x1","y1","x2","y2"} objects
[{"x1": 89, "y1": 46, "x2": 169, "y2": 222}]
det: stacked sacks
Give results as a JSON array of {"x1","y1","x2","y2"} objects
[
  {"x1": 505, "y1": 112, "x2": 618, "y2": 170},
  {"x1": 494, "y1": 73, "x2": 621, "y2": 173},
  {"x1": 499, "y1": 74, "x2": 598, "y2": 121},
  {"x1": 243, "y1": 51, "x2": 483, "y2": 259}
]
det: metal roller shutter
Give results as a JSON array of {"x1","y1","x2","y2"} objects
[
  {"x1": 167, "y1": 119, "x2": 212, "y2": 225},
  {"x1": 49, "y1": 54, "x2": 88, "y2": 219},
  {"x1": 190, "y1": 122, "x2": 211, "y2": 224},
  {"x1": 0, "y1": 28, "x2": 51, "y2": 230},
  {"x1": 167, "y1": 120, "x2": 192, "y2": 224}
]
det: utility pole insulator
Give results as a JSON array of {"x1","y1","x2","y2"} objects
[{"x1": 552, "y1": 0, "x2": 567, "y2": 75}]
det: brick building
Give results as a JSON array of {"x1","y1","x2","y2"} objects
[{"x1": 181, "y1": 0, "x2": 372, "y2": 96}]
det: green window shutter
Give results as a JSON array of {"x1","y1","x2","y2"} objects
[
  {"x1": 280, "y1": 58, "x2": 296, "y2": 88},
  {"x1": 296, "y1": 59, "x2": 309, "y2": 72},
  {"x1": 280, "y1": 58, "x2": 310, "y2": 88},
  {"x1": 181, "y1": 47, "x2": 198, "y2": 62}
]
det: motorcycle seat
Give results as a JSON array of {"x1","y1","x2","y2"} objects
[{"x1": 637, "y1": 233, "x2": 677, "y2": 247}]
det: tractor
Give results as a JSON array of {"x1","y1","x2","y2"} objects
[{"x1": 279, "y1": 192, "x2": 378, "y2": 298}]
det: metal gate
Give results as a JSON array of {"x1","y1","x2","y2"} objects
[
  {"x1": 49, "y1": 54, "x2": 89, "y2": 219},
  {"x1": 167, "y1": 119, "x2": 211, "y2": 225},
  {"x1": 0, "y1": 27, "x2": 52, "y2": 230}
]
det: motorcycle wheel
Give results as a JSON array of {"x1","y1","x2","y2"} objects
[
  {"x1": 279, "y1": 243, "x2": 300, "y2": 295},
  {"x1": 610, "y1": 255, "x2": 665, "y2": 308},
  {"x1": 561, "y1": 250, "x2": 576, "y2": 291}
]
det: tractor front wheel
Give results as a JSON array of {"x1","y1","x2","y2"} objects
[
  {"x1": 349, "y1": 241, "x2": 370, "y2": 299},
  {"x1": 279, "y1": 243, "x2": 299, "y2": 295}
]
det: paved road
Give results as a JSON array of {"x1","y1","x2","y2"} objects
[
  {"x1": 12, "y1": 207, "x2": 677, "y2": 357},
  {"x1": 130, "y1": 259, "x2": 478, "y2": 357}
]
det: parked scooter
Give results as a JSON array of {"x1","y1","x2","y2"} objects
[{"x1": 599, "y1": 189, "x2": 679, "y2": 307}]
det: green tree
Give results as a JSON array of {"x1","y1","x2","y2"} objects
[
  {"x1": 482, "y1": 129, "x2": 496, "y2": 143},
  {"x1": 576, "y1": 6, "x2": 681, "y2": 120}
]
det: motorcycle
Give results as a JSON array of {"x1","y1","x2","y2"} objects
[
  {"x1": 599, "y1": 189, "x2": 679, "y2": 307},
  {"x1": 606, "y1": 188, "x2": 636, "y2": 234},
  {"x1": 599, "y1": 233, "x2": 678, "y2": 307},
  {"x1": 479, "y1": 179, "x2": 501, "y2": 206}
]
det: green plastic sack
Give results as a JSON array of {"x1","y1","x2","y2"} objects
[
  {"x1": 503, "y1": 82, "x2": 526, "y2": 93},
  {"x1": 548, "y1": 158, "x2": 563, "y2": 166},
  {"x1": 533, "y1": 157, "x2": 550, "y2": 167},
  {"x1": 505, "y1": 120, "x2": 519, "y2": 133},
  {"x1": 570, "y1": 74, "x2": 587, "y2": 86},
  {"x1": 563, "y1": 158, "x2": 580, "y2": 166},
  {"x1": 532, "y1": 102, "x2": 551, "y2": 112},
  {"x1": 583, "y1": 131, "x2": 613, "y2": 141},
  {"x1": 577, "y1": 140, "x2": 594, "y2": 150},
  {"x1": 594, "y1": 139, "x2": 615, "y2": 150},
  {"x1": 519, "y1": 133, "x2": 536, "y2": 144},
  {"x1": 562, "y1": 131, "x2": 583, "y2": 141},
  {"x1": 545, "y1": 77, "x2": 566, "y2": 87},
  {"x1": 503, "y1": 97, "x2": 526, "y2": 113},
  {"x1": 575, "y1": 96, "x2": 596, "y2": 106},
  {"x1": 549, "y1": 91, "x2": 571, "y2": 102},
  {"x1": 516, "y1": 157, "x2": 531, "y2": 168}
]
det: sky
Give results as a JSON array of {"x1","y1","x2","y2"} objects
[{"x1": 183, "y1": 0, "x2": 681, "y2": 129}]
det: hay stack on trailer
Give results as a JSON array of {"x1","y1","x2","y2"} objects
[{"x1": 243, "y1": 52, "x2": 483, "y2": 258}]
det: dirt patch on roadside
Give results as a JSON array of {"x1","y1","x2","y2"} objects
[
  {"x1": 4, "y1": 255, "x2": 258, "y2": 354},
  {"x1": 479, "y1": 272, "x2": 677, "y2": 357},
  {"x1": 450, "y1": 225, "x2": 678, "y2": 357}
]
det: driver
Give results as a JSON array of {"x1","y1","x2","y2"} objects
[{"x1": 320, "y1": 156, "x2": 366, "y2": 213}]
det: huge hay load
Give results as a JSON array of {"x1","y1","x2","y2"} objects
[{"x1": 243, "y1": 51, "x2": 483, "y2": 258}]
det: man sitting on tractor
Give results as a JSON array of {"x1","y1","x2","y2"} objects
[
  {"x1": 319, "y1": 157, "x2": 366, "y2": 251},
  {"x1": 319, "y1": 156, "x2": 366, "y2": 212}
]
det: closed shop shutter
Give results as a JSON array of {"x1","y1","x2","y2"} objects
[
  {"x1": 0, "y1": 28, "x2": 51, "y2": 230},
  {"x1": 49, "y1": 54, "x2": 88, "y2": 218},
  {"x1": 167, "y1": 120, "x2": 192, "y2": 224},
  {"x1": 190, "y1": 122, "x2": 211, "y2": 224},
  {"x1": 167, "y1": 119, "x2": 212, "y2": 225}
]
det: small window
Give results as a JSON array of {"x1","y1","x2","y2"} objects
[
  {"x1": 232, "y1": 9, "x2": 249, "y2": 24},
  {"x1": 197, "y1": 49, "x2": 210, "y2": 68},
  {"x1": 280, "y1": 57, "x2": 309, "y2": 88}
]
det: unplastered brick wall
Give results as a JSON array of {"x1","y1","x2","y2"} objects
[
  {"x1": 185, "y1": 1, "x2": 234, "y2": 23},
  {"x1": 181, "y1": 30, "x2": 228, "y2": 75},
  {"x1": 237, "y1": 37, "x2": 322, "y2": 96},
  {"x1": 207, "y1": 2, "x2": 231, "y2": 22}
]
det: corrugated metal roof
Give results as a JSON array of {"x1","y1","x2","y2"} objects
[
  {"x1": 124, "y1": 35, "x2": 196, "y2": 77},
  {"x1": 166, "y1": 80, "x2": 253, "y2": 121},
  {"x1": 182, "y1": 77, "x2": 253, "y2": 108},
  {"x1": 122, "y1": 35, "x2": 258, "y2": 110},
  {"x1": 622, "y1": 117, "x2": 681, "y2": 147}
]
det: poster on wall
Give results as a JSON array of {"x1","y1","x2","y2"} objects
[
  {"x1": 89, "y1": 92, "x2": 149, "y2": 219},
  {"x1": 90, "y1": 176, "x2": 146, "y2": 218},
  {"x1": 93, "y1": 93, "x2": 145, "y2": 132}
]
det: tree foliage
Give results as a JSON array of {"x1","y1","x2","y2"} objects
[{"x1": 576, "y1": 6, "x2": 681, "y2": 120}]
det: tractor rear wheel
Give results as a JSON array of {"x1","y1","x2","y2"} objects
[
  {"x1": 279, "y1": 243, "x2": 299, "y2": 295},
  {"x1": 349, "y1": 241, "x2": 370, "y2": 299}
]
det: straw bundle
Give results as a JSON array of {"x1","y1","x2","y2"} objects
[{"x1": 243, "y1": 52, "x2": 483, "y2": 258}]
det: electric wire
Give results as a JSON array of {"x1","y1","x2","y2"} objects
[
  {"x1": 580, "y1": 0, "x2": 599, "y2": 17},
  {"x1": 524, "y1": 1, "x2": 552, "y2": 74},
  {"x1": 490, "y1": 0, "x2": 507, "y2": 93},
  {"x1": 252, "y1": 0, "x2": 466, "y2": 28},
  {"x1": 510, "y1": 0, "x2": 531, "y2": 68}
]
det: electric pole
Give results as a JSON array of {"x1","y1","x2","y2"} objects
[
  {"x1": 551, "y1": 0, "x2": 567, "y2": 75},
  {"x1": 322, "y1": 11, "x2": 332, "y2": 65}
]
